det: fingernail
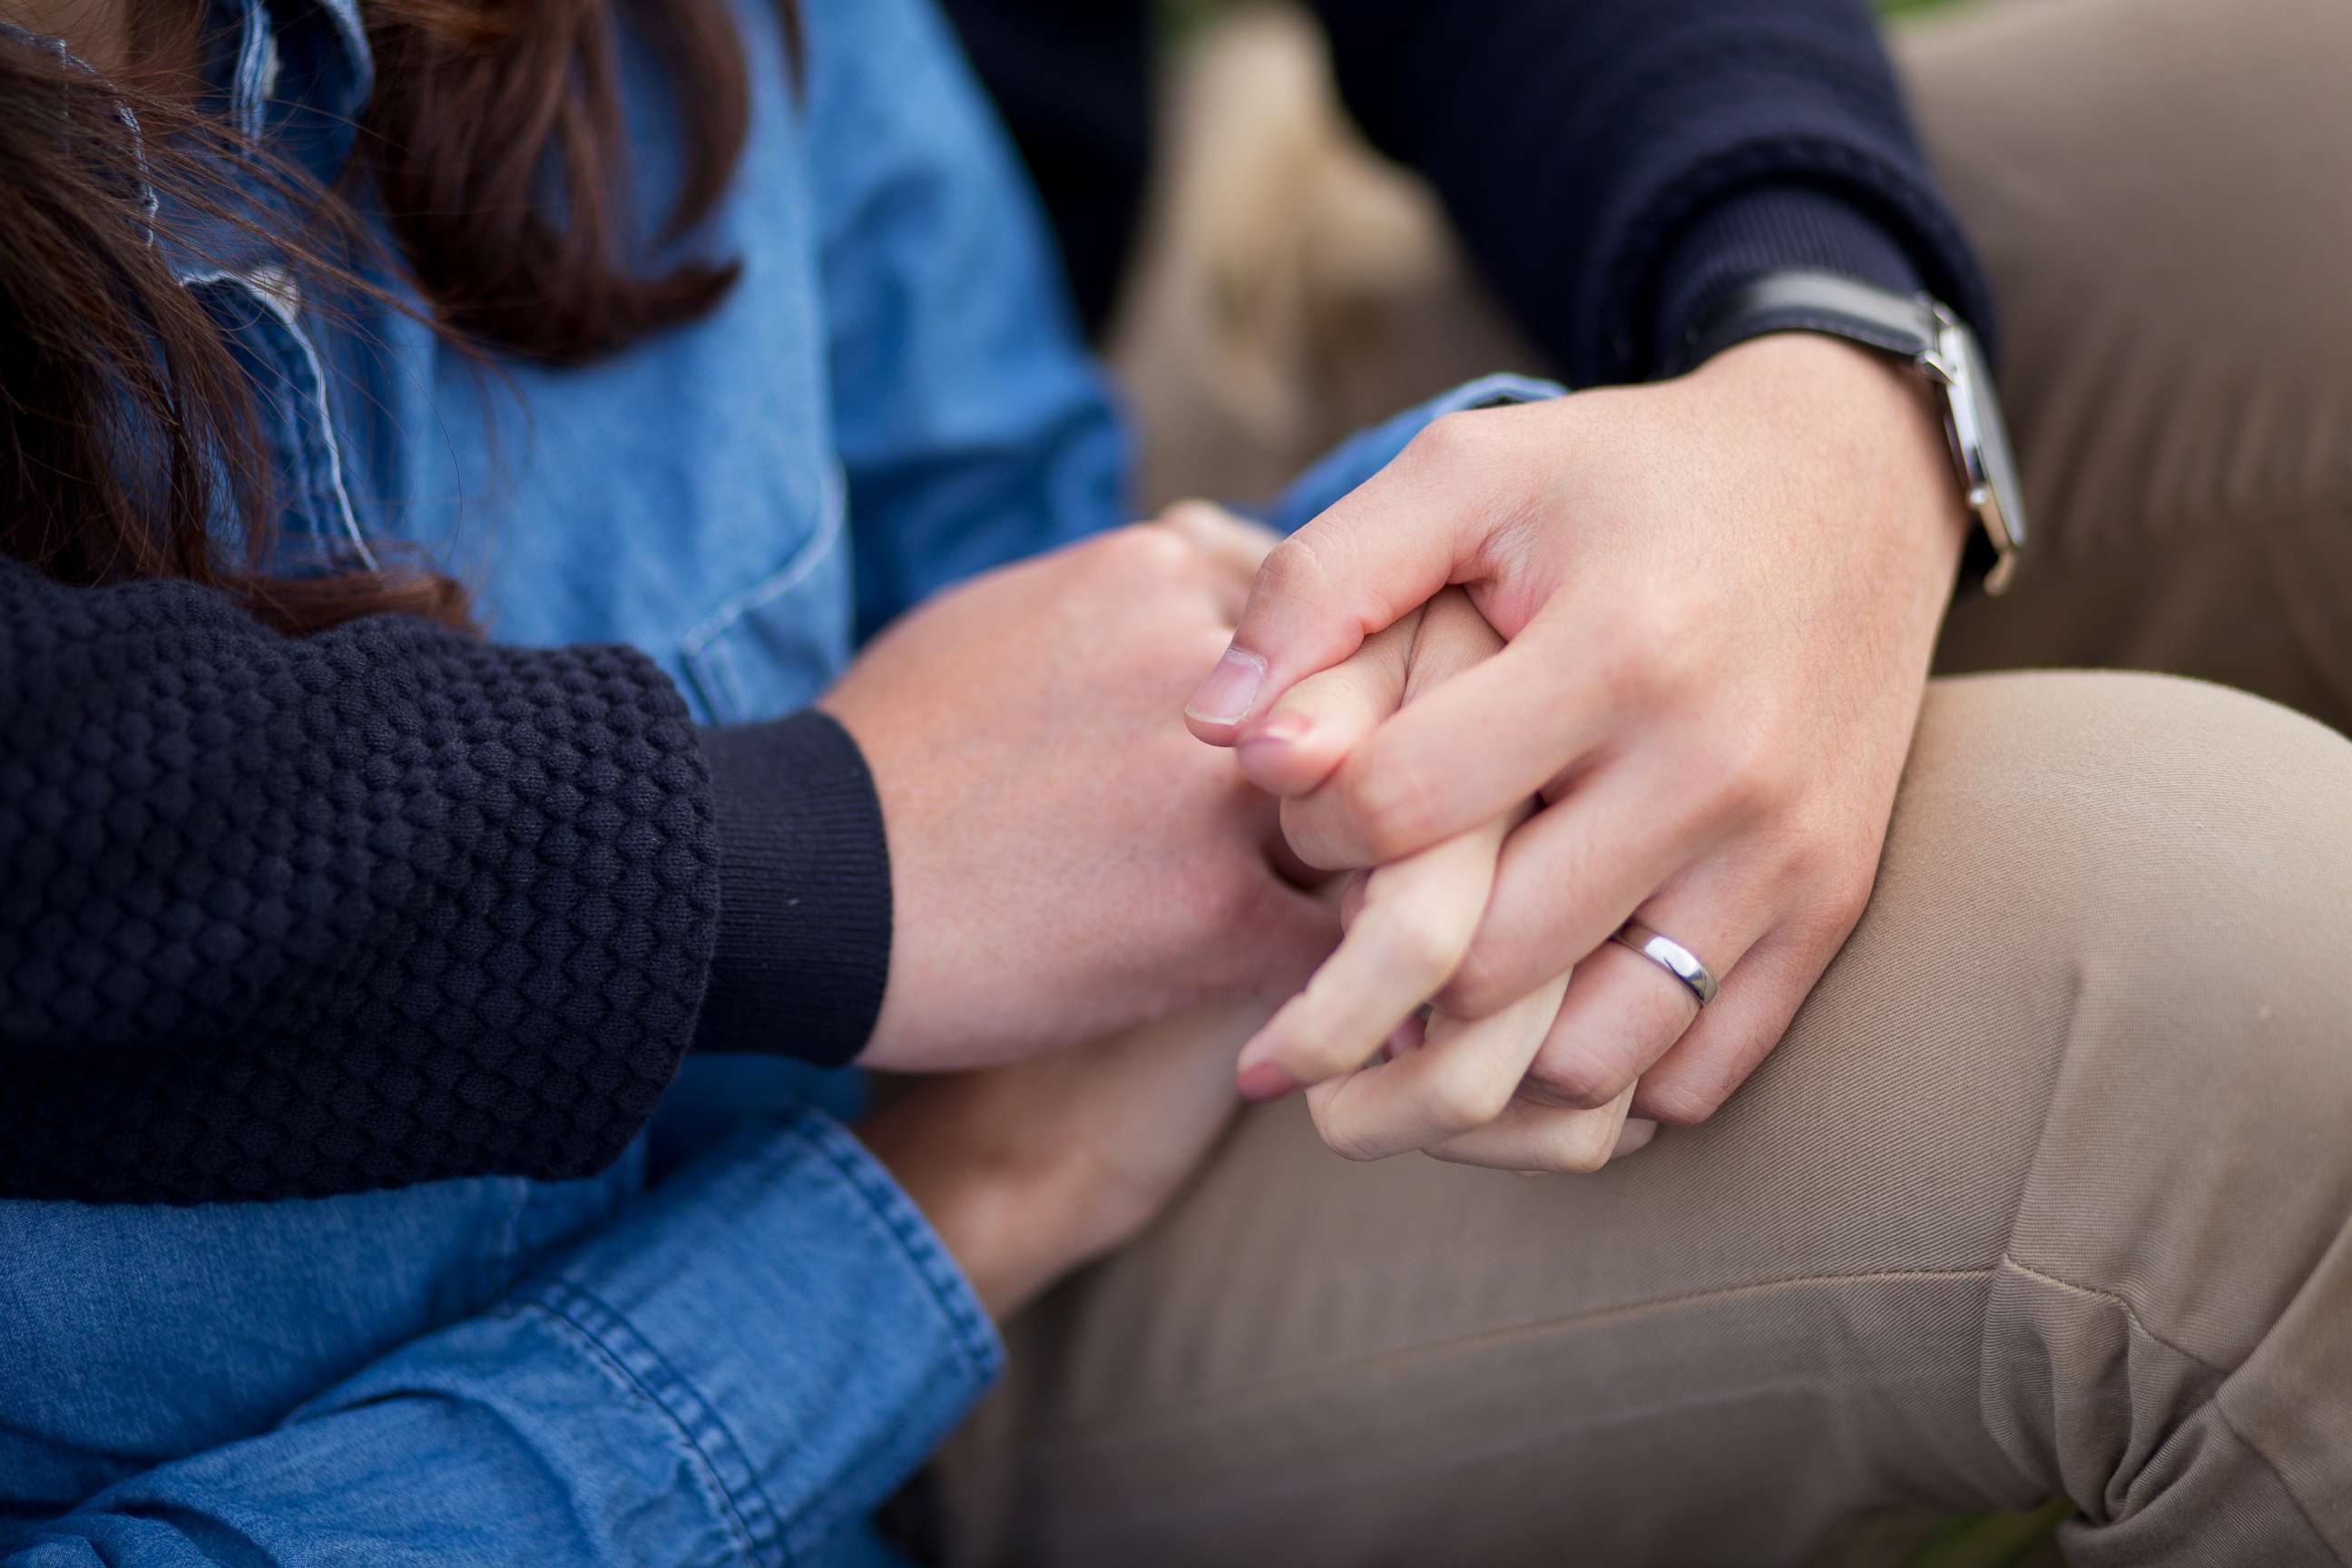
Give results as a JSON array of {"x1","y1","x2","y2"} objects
[
  {"x1": 1236, "y1": 1057, "x2": 1298, "y2": 1102},
  {"x1": 1614, "y1": 1119, "x2": 1660, "y2": 1157},
  {"x1": 1186, "y1": 645, "x2": 1268, "y2": 726}
]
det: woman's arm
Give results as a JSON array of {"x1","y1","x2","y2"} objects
[
  {"x1": 3, "y1": 1110, "x2": 998, "y2": 1567},
  {"x1": 7, "y1": 1005, "x2": 1261, "y2": 1565},
  {"x1": 0, "y1": 517, "x2": 1334, "y2": 1204},
  {"x1": 0, "y1": 558, "x2": 887, "y2": 1203}
]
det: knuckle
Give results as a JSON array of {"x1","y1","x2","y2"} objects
[
  {"x1": 1335, "y1": 754, "x2": 1442, "y2": 861},
  {"x1": 1122, "y1": 522, "x2": 1197, "y2": 577},
  {"x1": 1639, "y1": 1075, "x2": 1726, "y2": 1128},
  {"x1": 1376, "y1": 905, "x2": 1473, "y2": 988},
  {"x1": 1405, "y1": 410, "x2": 1486, "y2": 469},
  {"x1": 1254, "y1": 534, "x2": 1330, "y2": 607},
  {"x1": 1586, "y1": 632, "x2": 1663, "y2": 710},
  {"x1": 1310, "y1": 1105, "x2": 1386, "y2": 1164},
  {"x1": 1818, "y1": 864, "x2": 1877, "y2": 935},
  {"x1": 1426, "y1": 1060, "x2": 1513, "y2": 1133},
  {"x1": 1700, "y1": 726, "x2": 1792, "y2": 826},
  {"x1": 1543, "y1": 1124, "x2": 1615, "y2": 1174}
]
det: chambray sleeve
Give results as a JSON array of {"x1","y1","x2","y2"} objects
[
  {"x1": 802, "y1": 0, "x2": 1131, "y2": 642},
  {"x1": 5, "y1": 1112, "x2": 1000, "y2": 1568}
]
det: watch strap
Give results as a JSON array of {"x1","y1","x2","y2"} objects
[
  {"x1": 1671, "y1": 270, "x2": 1940, "y2": 376},
  {"x1": 1667, "y1": 269, "x2": 2027, "y2": 595}
]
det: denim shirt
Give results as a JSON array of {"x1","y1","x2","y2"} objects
[
  {"x1": 0, "y1": 2, "x2": 1560, "y2": 1561},
  {"x1": 3, "y1": 0, "x2": 1103, "y2": 1562}
]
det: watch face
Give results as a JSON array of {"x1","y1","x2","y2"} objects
[{"x1": 1948, "y1": 320, "x2": 2027, "y2": 558}]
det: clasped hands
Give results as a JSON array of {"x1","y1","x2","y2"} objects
[
  {"x1": 835, "y1": 335, "x2": 1972, "y2": 1292},
  {"x1": 1181, "y1": 334, "x2": 1974, "y2": 1171}
]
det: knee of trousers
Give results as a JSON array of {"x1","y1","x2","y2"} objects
[
  {"x1": 1889, "y1": 671, "x2": 2352, "y2": 1539},
  {"x1": 1892, "y1": 671, "x2": 2352, "y2": 1237}
]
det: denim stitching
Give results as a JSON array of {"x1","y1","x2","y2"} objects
[
  {"x1": 181, "y1": 268, "x2": 380, "y2": 572},
  {"x1": 517, "y1": 1279, "x2": 792, "y2": 1568}
]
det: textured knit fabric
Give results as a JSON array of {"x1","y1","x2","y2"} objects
[{"x1": 0, "y1": 560, "x2": 721, "y2": 1203}]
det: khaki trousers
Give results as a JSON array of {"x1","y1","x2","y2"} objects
[{"x1": 937, "y1": 0, "x2": 2352, "y2": 1562}]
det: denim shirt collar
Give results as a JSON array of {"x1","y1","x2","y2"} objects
[
  {"x1": 210, "y1": 0, "x2": 373, "y2": 185},
  {"x1": 0, "y1": 2, "x2": 371, "y2": 279}
]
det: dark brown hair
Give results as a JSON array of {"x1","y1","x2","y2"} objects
[{"x1": 0, "y1": 0, "x2": 796, "y2": 634}]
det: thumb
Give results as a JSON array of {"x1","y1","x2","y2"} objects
[{"x1": 1182, "y1": 450, "x2": 1477, "y2": 745}]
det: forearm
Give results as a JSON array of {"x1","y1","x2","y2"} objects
[{"x1": 1312, "y1": 0, "x2": 1994, "y2": 383}]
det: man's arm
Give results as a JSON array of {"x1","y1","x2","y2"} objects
[
  {"x1": 1313, "y1": 0, "x2": 1993, "y2": 381},
  {"x1": 0, "y1": 559, "x2": 889, "y2": 1202},
  {"x1": 1194, "y1": 4, "x2": 2002, "y2": 1137}
]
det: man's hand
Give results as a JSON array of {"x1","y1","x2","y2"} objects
[
  {"x1": 1187, "y1": 335, "x2": 1968, "y2": 1125},
  {"x1": 827, "y1": 523, "x2": 1334, "y2": 1073}
]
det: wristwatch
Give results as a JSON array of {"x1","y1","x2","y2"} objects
[{"x1": 1673, "y1": 269, "x2": 2027, "y2": 594}]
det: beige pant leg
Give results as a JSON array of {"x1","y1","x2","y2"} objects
[
  {"x1": 1906, "y1": 0, "x2": 2352, "y2": 729},
  {"x1": 938, "y1": 671, "x2": 2352, "y2": 1567}
]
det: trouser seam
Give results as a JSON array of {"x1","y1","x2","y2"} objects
[
  {"x1": 1993, "y1": 1254, "x2": 2220, "y2": 1374},
  {"x1": 1994, "y1": 1253, "x2": 2345, "y2": 1565},
  {"x1": 2209, "y1": 1398, "x2": 2349, "y2": 1567},
  {"x1": 1028, "y1": 1265, "x2": 2003, "y2": 1444}
]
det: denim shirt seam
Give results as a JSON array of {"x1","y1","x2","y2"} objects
[
  {"x1": 512, "y1": 1278, "x2": 795, "y2": 1568},
  {"x1": 180, "y1": 269, "x2": 380, "y2": 571},
  {"x1": 769, "y1": 1112, "x2": 1004, "y2": 1562},
  {"x1": 793, "y1": 1113, "x2": 1004, "y2": 1385},
  {"x1": 677, "y1": 463, "x2": 849, "y2": 721},
  {"x1": 230, "y1": 2, "x2": 274, "y2": 142}
]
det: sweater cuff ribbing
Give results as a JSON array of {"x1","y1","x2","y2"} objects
[
  {"x1": 1649, "y1": 181, "x2": 1930, "y2": 377},
  {"x1": 693, "y1": 710, "x2": 891, "y2": 1065}
]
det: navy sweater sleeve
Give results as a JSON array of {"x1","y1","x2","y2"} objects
[
  {"x1": 0, "y1": 559, "x2": 889, "y2": 1203},
  {"x1": 1311, "y1": 0, "x2": 1995, "y2": 382}
]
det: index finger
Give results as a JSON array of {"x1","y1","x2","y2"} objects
[{"x1": 1183, "y1": 426, "x2": 1490, "y2": 742}]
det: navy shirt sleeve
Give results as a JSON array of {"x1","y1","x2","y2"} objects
[
  {"x1": 0, "y1": 559, "x2": 890, "y2": 1203},
  {"x1": 1311, "y1": 0, "x2": 1995, "y2": 381}
]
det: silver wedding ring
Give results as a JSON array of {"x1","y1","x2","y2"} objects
[{"x1": 1612, "y1": 920, "x2": 1719, "y2": 1006}]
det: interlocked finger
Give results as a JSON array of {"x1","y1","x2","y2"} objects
[{"x1": 1304, "y1": 970, "x2": 1567, "y2": 1161}]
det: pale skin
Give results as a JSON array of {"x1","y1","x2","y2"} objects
[
  {"x1": 870, "y1": 340, "x2": 1965, "y2": 1298},
  {"x1": 1188, "y1": 331, "x2": 1971, "y2": 1159}
]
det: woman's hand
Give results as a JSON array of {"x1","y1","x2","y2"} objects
[
  {"x1": 1222, "y1": 585, "x2": 1655, "y2": 1171},
  {"x1": 823, "y1": 523, "x2": 1335, "y2": 1073},
  {"x1": 1187, "y1": 336, "x2": 1968, "y2": 1127},
  {"x1": 856, "y1": 999, "x2": 1265, "y2": 1322}
]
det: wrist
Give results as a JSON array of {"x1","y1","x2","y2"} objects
[
  {"x1": 854, "y1": 1095, "x2": 1101, "y2": 1324},
  {"x1": 1699, "y1": 332, "x2": 1971, "y2": 583}
]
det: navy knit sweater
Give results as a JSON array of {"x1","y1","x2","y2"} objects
[{"x1": 0, "y1": 0, "x2": 1985, "y2": 1203}]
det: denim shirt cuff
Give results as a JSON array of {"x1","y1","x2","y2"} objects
[{"x1": 510, "y1": 1110, "x2": 1002, "y2": 1564}]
